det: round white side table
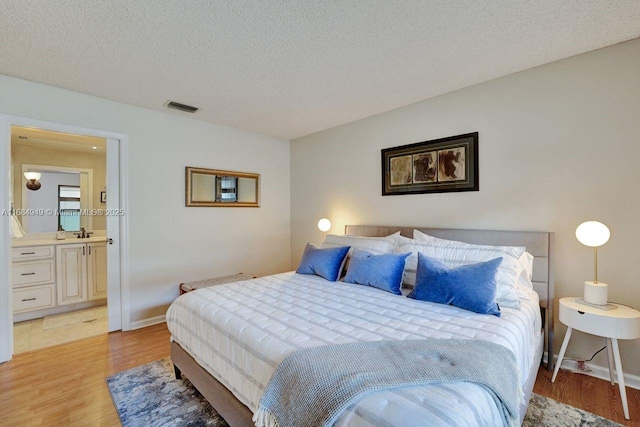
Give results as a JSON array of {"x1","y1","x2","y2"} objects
[{"x1": 552, "y1": 297, "x2": 640, "y2": 420}]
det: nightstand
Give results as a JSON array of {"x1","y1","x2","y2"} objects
[{"x1": 552, "y1": 297, "x2": 640, "y2": 420}]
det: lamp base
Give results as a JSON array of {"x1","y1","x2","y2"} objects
[{"x1": 584, "y1": 281, "x2": 608, "y2": 306}]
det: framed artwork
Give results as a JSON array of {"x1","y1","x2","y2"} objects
[
  {"x1": 100, "y1": 191, "x2": 107, "y2": 203},
  {"x1": 381, "y1": 132, "x2": 478, "y2": 195}
]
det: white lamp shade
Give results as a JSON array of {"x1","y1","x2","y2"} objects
[
  {"x1": 575, "y1": 221, "x2": 610, "y2": 247},
  {"x1": 317, "y1": 218, "x2": 331, "y2": 232},
  {"x1": 24, "y1": 172, "x2": 41, "y2": 181}
]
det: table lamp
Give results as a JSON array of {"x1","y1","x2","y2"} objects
[
  {"x1": 317, "y1": 218, "x2": 331, "y2": 232},
  {"x1": 317, "y1": 218, "x2": 331, "y2": 239},
  {"x1": 575, "y1": 220, "x2": 610, "y2": 306}
]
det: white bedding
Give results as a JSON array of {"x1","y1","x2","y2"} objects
[{"x1": 166, "y1": 272, "x2": 541, "y2": 427}]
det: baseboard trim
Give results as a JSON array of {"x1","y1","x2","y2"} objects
[
  {"x1": 130, "y1": 315, "x2": 166, "y2": 330},
  {"x1": 554, "y1": 353, "x2": 640, "y2": 391}
]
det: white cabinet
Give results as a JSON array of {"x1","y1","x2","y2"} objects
[
  {"x1": 13, "y1": 240, "x2": 108, "y2": 316},
  {"x1": 11, "y1": 245, "x2": 56, "y2": 313},
  {"x1": 87, "y1": 242, "x2": 107, "y2": 300},
  {"x1": 56, "y1": 242, "x2": 107, "y2": 306},
  {"x1": 56, "y1": 244, "x2": 88, "y2": 305}
]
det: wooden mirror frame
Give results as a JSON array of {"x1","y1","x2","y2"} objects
[{"x1": 185, "y1": 166, "x2": 260, "y2": 207}]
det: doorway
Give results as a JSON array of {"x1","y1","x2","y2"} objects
[
  {"x1": 0, "y1": 115, "x2": 130, "y2": 363},
  {"x1": 12, "y1": 131, "x2": 106, "y2": 352}
]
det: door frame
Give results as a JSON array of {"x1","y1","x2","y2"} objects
[{"x1": 0, "y1": 114, "x2": 130, "y2": 363}]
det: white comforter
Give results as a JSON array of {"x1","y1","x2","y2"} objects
[{"x1": 166, "y1": 272, "x2": 541, "y2": 427}]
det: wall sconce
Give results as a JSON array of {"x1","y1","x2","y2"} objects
[
  {"x1": 24, "y1": 172, "x2": 42, "y2": 191},
  {"x1": 576, "y1": 220, "x2": 610, "y2": 306}
]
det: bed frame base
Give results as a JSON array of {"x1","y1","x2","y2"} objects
[
  {"x1": 520, "y1": 331, "x2": 544, "y2": 424},
  {"x1": 171, "y1": 341, "x2": 254, "y2": 427}
]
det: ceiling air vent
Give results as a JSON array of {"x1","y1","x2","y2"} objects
[{"x1": 165, "y1": 100, "x2": 199, "y2": 113}]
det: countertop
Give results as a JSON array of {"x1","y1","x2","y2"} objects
[{"x1": 12, "y1": 236, "x2": 107, "y2": 247}]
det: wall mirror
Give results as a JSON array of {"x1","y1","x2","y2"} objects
[
  {"x1": 19, "y1": 165, "x2": 96, "y2": 233},
  {"x1": 185, "y1": 167, "x2": 260, "y2": 207}
]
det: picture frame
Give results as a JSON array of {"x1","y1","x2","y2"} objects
[
  {"x1": 381, "y1": 132, "x2": 478, "y2": 196},
  {"x1": 100, "y1": 191, "x2": 107, "y2": 203}
]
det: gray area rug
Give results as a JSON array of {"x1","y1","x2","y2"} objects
[
  {"x1": 107, "y1": 358, "x2": 228, "y2": 427},
  {"x1": 523, "y1": 393, "x2": 622, "y2": 427},
  {"x1": 107, "y1": 357, "x2": 621, "y2": 427}
]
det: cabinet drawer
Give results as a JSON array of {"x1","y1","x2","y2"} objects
[
  {"x1": 560, "y1": 303, "x2": 618, "y2": 337},
  {"x1": 12, "y1": 246, "x2": 54, "y2": 261},
  {"x1": 12, "y1": 260, "x2": 55, "y2": 287},
  {"x1": 13, "y1": 285, "x2": 55, "y2": 313}
]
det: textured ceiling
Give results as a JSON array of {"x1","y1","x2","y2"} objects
[{"x1": 1, "y1": 1, "x2": 639, "y2": 140}]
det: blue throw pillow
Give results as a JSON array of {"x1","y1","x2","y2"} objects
[
  {"x1": 343, "y1": 250, "x2": 411, "y2": 295},
  {"x1": 296, "y1": 243, "x2": 350, "y2": 282},
  {"x1": 408, "y1": 253, "x2": 502, "y2": 316}
]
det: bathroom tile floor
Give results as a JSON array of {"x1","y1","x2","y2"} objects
[{"x1": 13, "y1": 305, "x2": 108, "y2": 354}]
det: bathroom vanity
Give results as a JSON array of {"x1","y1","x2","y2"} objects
[{"x1": 12, "y1": 236, "x2": 107, "y2": 322}]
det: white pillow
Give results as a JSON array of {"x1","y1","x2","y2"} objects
[
  {"x1": 518, "y1": 251, "x2": 534, "y2": 289},
  {"x1": 413, "y1": 230, "x2": 534, "y2": 290},
  {"x1": 321, "y1": 233, "x2": 398, "y2": 275},
  {"x1": 322, "y1": 233, "x2": 398, "y2": 254},
  {"x1": 398, "y1": 239, "x2": 524, "y2": 309},
  {"x1": 394, "y1": 233, "x2": 416, "y2": 247}
]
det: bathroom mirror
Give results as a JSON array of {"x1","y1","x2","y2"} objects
[
  {"x1": 17, "y1": 166, "x2": 98, "y2": 233},
  {"x1": 185, "y1": 167, "x2": 260, "y2": 207},
  {"x1": 10, "y1": 126, "x2": 107, "y2": 234}
]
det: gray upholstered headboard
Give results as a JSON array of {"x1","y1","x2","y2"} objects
[{"x1": 345, "y1": 225, "x2": 555, "y2": 371}]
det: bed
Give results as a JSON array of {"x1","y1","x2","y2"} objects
[{"x1": 167, "y1": 226, "x2": 554, "y2": 427}]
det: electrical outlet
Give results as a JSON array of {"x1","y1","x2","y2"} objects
[
  {"x1": 559, "y1": 359, "x2": 592, "y2": 373},
  {"x1": 560, "y1": 359, "x2": 579, "y2": 370},
  {"x1": 575, "y1": 360, "x2": 592, "y2": 373}
]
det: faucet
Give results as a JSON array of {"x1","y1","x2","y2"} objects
[{"x1": 73, "y1": 227, "x2": 92, "y2": 239}]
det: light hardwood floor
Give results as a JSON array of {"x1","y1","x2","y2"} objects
[
  {"x1": 1, "y1": 323, "x2": 639, "y2": 426},
  {"x1": 536, "y1": 366, "x2": 640, "y2": 426},
  {"x1": 0, "y1": 323, "x2": 170, "y2": 427}
]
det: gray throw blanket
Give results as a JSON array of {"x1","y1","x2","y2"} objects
[{"x1": 253, "y1": 338, "x2": 522, "y2": 427}]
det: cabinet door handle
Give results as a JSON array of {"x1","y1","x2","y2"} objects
[
  {"x1": 83, "y1": 246, "x2": 85, "y2": 256},
  {"x1": 89, "y1": 246, "x2": 92, "y2": 255},
  {"x1": 21, "y1": 272, "x2": 36, "y2": 276},
  {"x1": 20, "y1": 252, "x2": 36, "y2": 255},
  {"x1": 21, "y1": 297, "x2": 36, "y2": 302}
]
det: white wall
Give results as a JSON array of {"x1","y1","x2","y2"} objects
[
  {"x1": 0, "y1": 74, "x2": 291, "y2": 323},
  {"x1": 291, "y1": 39, "x2": 640, "y2": 375}
]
